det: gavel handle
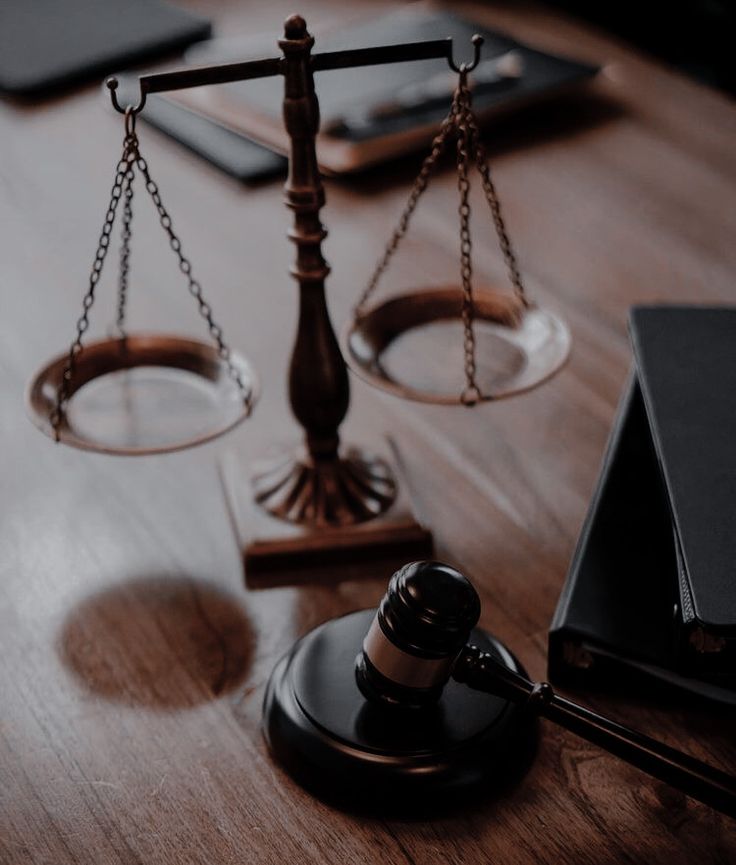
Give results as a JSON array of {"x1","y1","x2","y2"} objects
[{"x1": 453, "y1": 644, "x2": 736, "y2": 818}]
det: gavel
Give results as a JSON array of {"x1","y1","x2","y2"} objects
[
  {"x1": 263, "y1": 560, "x2": 736, "y2": 815},
  {"x1": 355, "y1": 561, "x2": 736, "y2": 817}
]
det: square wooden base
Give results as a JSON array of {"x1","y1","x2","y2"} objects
[{"x1": 219, "y1": 441, "x2": 433, "y2": 587}]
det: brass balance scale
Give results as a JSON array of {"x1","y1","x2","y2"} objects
[{"x1": 26, "y1": 16, "x2": 570, "y2": 582}]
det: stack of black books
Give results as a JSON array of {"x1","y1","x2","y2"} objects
[{"x1": 549, "y1": 306, "x2": 736, "y2": 704}]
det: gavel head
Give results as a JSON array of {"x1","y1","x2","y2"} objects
[{"x1": 355, "y1": 561, "x2": 481, "y2": 709}]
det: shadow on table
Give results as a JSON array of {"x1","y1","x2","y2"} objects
[{"x1": 58, "y1": 575, "x2": 254, "y2": 710}]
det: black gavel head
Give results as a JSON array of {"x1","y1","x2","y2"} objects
[{"x1": 355, "y1": 561, "x2": 481, "y2": 709}]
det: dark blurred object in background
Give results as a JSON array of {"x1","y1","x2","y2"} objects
[
  {"x1": 0, "y1": 0, "x2": 210, "y2": 99},
  {"x1": 169, "y1": 8, "x2": 598, "y2": 175},
  {"x1": 548, "y1": 0, "x2": 736, "y2": 95}
]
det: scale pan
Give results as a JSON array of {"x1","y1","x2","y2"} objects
[
  {"x1": 342, "y1": 287, "x2": 570, "y2": 405},
  {"x1": 26, "y1": 333, "x2": 258, "y2": 456}
]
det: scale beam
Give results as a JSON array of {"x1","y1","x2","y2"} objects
[{"x1": 106, "y1": 36, "x2": 483, "y2": 115}]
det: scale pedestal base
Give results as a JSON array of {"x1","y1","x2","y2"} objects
[
  {"x1": 251, "y1": 446, "x2": 398, "y2": 526},
  {"x1": 219, "y1": 441, "x2": 433, "y2": 587},
  {"x1": 263, "y1": 609, "x2": 536, "y2": 807}
]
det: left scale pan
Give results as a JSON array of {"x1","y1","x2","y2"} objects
[{"x1": 26, "y1": 333, "x2": 258, "y2": 456}]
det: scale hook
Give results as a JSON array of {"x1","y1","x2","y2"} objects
[
  {"x1": 447, "y1": 34, "x2": 484, "y2": 73},
  {"x1": 106, "y1": 77, "x2": 147, "y2": 116}
]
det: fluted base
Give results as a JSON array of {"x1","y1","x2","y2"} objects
[{"x1": 252, "y1": 446, "x2": 397, "y2": 527}]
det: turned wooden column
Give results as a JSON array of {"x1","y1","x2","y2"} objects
[
  {"x1": 250, "y1": 15, "x2": 396, "y2": 527},
  {"x1": 279, "y1": 14, "x2": 348, "y2": 461}
]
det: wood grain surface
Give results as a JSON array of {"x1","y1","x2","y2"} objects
[{"x1": 2, "y1": 1, "x2": 735, "y2": 862}]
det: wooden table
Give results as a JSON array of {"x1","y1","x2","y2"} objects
[{"x1": 2, "y1": 1, "x2": 735, "y2": 862}]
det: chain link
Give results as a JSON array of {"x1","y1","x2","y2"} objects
[
  {"x1": 50, "y1": 116, "x2": 252, "y2": 438},
  {"x1": 454, "y1": 74, "x2": 481, "y2": 406},
  {"x1": 115, "y1": 158, "x2": 135, "y2": 336}
]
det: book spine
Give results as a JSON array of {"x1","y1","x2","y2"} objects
[{"x1": 548, "y1": 371, "x2": 638, "y2": 683}]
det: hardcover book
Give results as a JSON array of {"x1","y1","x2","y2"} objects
[{"x1": 549, "y1": 306, "x2": 736, "y2": 703}]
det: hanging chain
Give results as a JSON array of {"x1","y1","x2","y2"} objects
[
  {"x1": 454, "y1": 72, "x2": 481, "y2": 406},
  {"x1": 50, "y1": 111, "x2": 252, "y2": 438},
  {"x1": 463, "y1": 97, "x2": 528, "y2": 307},
  {"x1": 128, "y1": 132, "x2": 253, "y2": 412},
  {"x1": 115, "y1": 159, "x2": 135, "y2": 336},
  {"x1": 354, "y1": 108, "x2": 458, "y2": 319},
  {"x1": 355, "y1": 60, "x2": 529, "y2": 404},
  {"x1": 50, "y1": 135, "x2": 136, "y2": 439}
]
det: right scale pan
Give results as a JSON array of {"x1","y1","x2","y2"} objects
[
  {"x1": 342, "y1": 286, "x2": 570, "y2": 405},
  {"x1": 343, "y1": 43, "x2": 570, "y2": 407}
]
